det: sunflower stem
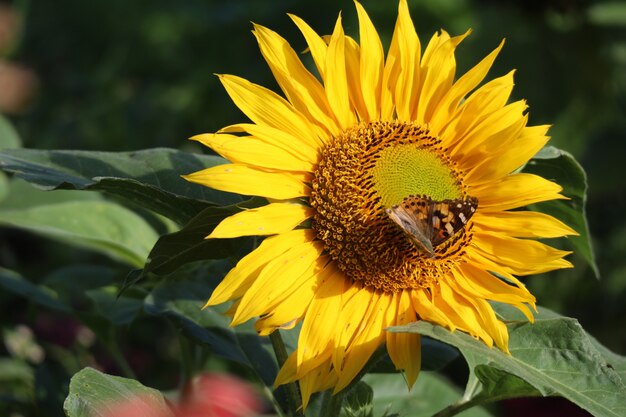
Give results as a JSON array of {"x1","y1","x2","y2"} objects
[
  {"x1": 430, "y1": 369, "x2": 485, "y2": 417},
  {"x1": 430, "y1": 398, "x2": 482, "y2": 417},
  {"x1": 269, "y1": 331, "x2": 303, "y2": 417}
]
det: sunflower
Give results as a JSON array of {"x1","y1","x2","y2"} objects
[{"x1": 184, "y1": 0, "x2": 576, "y2": 408}]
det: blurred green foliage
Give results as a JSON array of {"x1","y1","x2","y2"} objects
[{"x1": 1, "y1": 0, "x2": 625, "y2": 415}]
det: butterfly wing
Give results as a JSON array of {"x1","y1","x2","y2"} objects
[
  {"x1": 430, "y1": 197, "x2": 478, "y2": 246},
  {"x1": 385, "y1": 196, "x2": 434, "y2": 256},
  {"x1": 386, "y1": 195, "x2": 478, "y2": 255}
]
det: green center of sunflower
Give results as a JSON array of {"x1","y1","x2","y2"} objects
[
  {"x1": 310, "y1": 121, "x2": 473, "y2": 293},
  {"x1": 371, "y1": 145, "x2": 462, "y2": 207}
]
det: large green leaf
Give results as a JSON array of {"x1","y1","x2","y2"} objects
[
  {"x1": 361, "y1": 373, "x2": 492, "y2": 417},
  {"x1": 523, "y1": 146, "x2": 598, "y2": 277},
  {"x1": 63, "y1": 367, "x2": 173, "y2": 417},
  {"x1": 390, "y1": 305, "x2": 626, "y2": 417},
  {"x1": 0, "y1": 200, "x2": 159, "y2": 267},
  {"x1": 0, "y1": 148, "x2": 241, "y2": 224}
]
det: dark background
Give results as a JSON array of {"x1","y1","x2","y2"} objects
[{"x1": 1, "y1": 0, "x2": 625, "y2": 416}]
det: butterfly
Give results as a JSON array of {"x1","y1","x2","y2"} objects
[{"x1": 385, "y1": 194, "x2": 478, "y2": 257}]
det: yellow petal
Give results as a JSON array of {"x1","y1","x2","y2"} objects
[
  {"x1": 325, "y1": 14, "x2": 356, "y2": 129},
  {"x1": 298, "y1": 359, "x2": 338, "y2": 409},
  {"x1": 207, "y1": 203, "x2": 313, "y2": 239},
  {"x1": 393, "y1": 0, "x2": 420, "y2": 121},
  {"x1": 289, "y1": 13, "x2": 328, "y2": 80},
  {"x1": 416, "y1": 30, "x2": 471, "y2": 124},
  {"x1": 355, "y1": 0, "x2": 384, "y2": 121},
  {"x1": 466, "y1": 125, "x2": 550, "y2": 183},
  {"x1": 386, "y1": 290, "x2": 421, "y2": 388},
  {"x1": 454, "y1": 262, "x2": 536, "y2": 322},
  {"x1": 452, "y1": 100, "x2": 528, "y2": 163},
  {"x1": 206, "y1": 229, "x2": 315, "y2": 306},
  {"x1": 231, "y1": 240, "x2": 324, "y2": 326},
  {"x1": 297, "y1": 266, "x2": 348, "y2": 374},
  {"x1": 255, "y1": 256, "x2": 334, "y2": 336},
  {"x1": 430, "y1": 40, "x2": 505, "y2": 133},
  {"x1": 275, "y1": 350, "x2": 338, "y2": 409},
  {"x1": 445, "y1": 274, "x2": 510, "y2": 351},
  {"x1": 218, "y1": 74, "x2": 323, "y2": 148},
  {"x1": 472, "y1": 173, "x2": 565, "y2": 211},
  {"x1": 470, "y1": 231, "x2": 573, "y2": 276},
  {"x1": 331, "y1": 285, "x2": 372, "y2": 376},
  {"x1": 218, "y1": 123, "x2": 319, "y2": 163},
  {"x1": 252, "y1": 24, "x2": 340, "y2": 136},
  {"x1": 437, "y1": 281, "x2": 493, "y2": 346},
  {"x1": 410, "y1": 288, "x2": 456, "y2": 331},
  {"x1": 472, "y1": 210, "x2": 578, "y2": 238},
  {"x1": 192, "y1": 133, "x2": 314, "y2": 172},
  {"x1": 440, "y1": 70, "x2": 515, "y2": 146},
  {"x1": 184, "y1": 164, "x2": 310, "y2": 200},
  {"x1": 344, "y1": 36, "x2": 369, "y2": 121},
  {"x1": 275, "y1": 350, "x2": 299, "y2": 386},
  {"x1": 452, "y1": 262, "x2": 536, "y2": 307},
  {"x1": 334, "y1": 291, "x2": 388, "y2": 393}
]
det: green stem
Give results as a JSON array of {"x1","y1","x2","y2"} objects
[
  {"x1": 430, "y1": 398, "x2": 482, "y2": 417},
  {"x1": 269, "y1": 331, "x2": 304, "y2": 417},
  {"x1": 431, "y1": 375, "x2": 483, "y2": 417},
  {"x1": 106, "y1": 327, "x2": 136, "y2": 379}
]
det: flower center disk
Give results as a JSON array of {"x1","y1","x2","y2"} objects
[{"x1": 311, "y1": 121, "x2": 472, "y2": 292}]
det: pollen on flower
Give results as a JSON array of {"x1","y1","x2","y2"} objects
[{"x1": 310, "y1": 121, "x2": 474, "y2": 293}]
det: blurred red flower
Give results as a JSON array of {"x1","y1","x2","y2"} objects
[{"x1": 101, "y1": 373, "x2": 264, "y2": 417}]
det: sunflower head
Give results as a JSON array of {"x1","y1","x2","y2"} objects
[{"x1": 184, "y1": 0, "x2": 576, "y2": 407}]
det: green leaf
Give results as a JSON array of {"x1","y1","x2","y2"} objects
[
  {"x1": 588, "y1": 334, "x2": 626, "y2": 383},
  {"x1": 0, "y1": 148, "x2": 242, "y2": 224},
  {"x1": 390, "y1": 305, "x2": 626, "y2": 417},
  {"x1": 143, "y1": 260, "x2": 278, "y2": 386},
  {"x1": 362, "y1": 373, "x2": 492, "y2": 417},
  {"x1": 143, "y1": 199, "x2": 264, "y2": 276},
  {"x1": 0, "y1": 200, "x2": 159, "y2": 267},
  {"x1": 523, "y1": 146, "x2": 598, "y2": 277},
  {"x1": 0, "y1": 267, "x2": 69, "y2": 312},
  {"x1": 63, "y1": 367, "x2": 173, "y2": 417},
  {"x1": 0, "y1": 114, "x2": 21, "y2": 149}
]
